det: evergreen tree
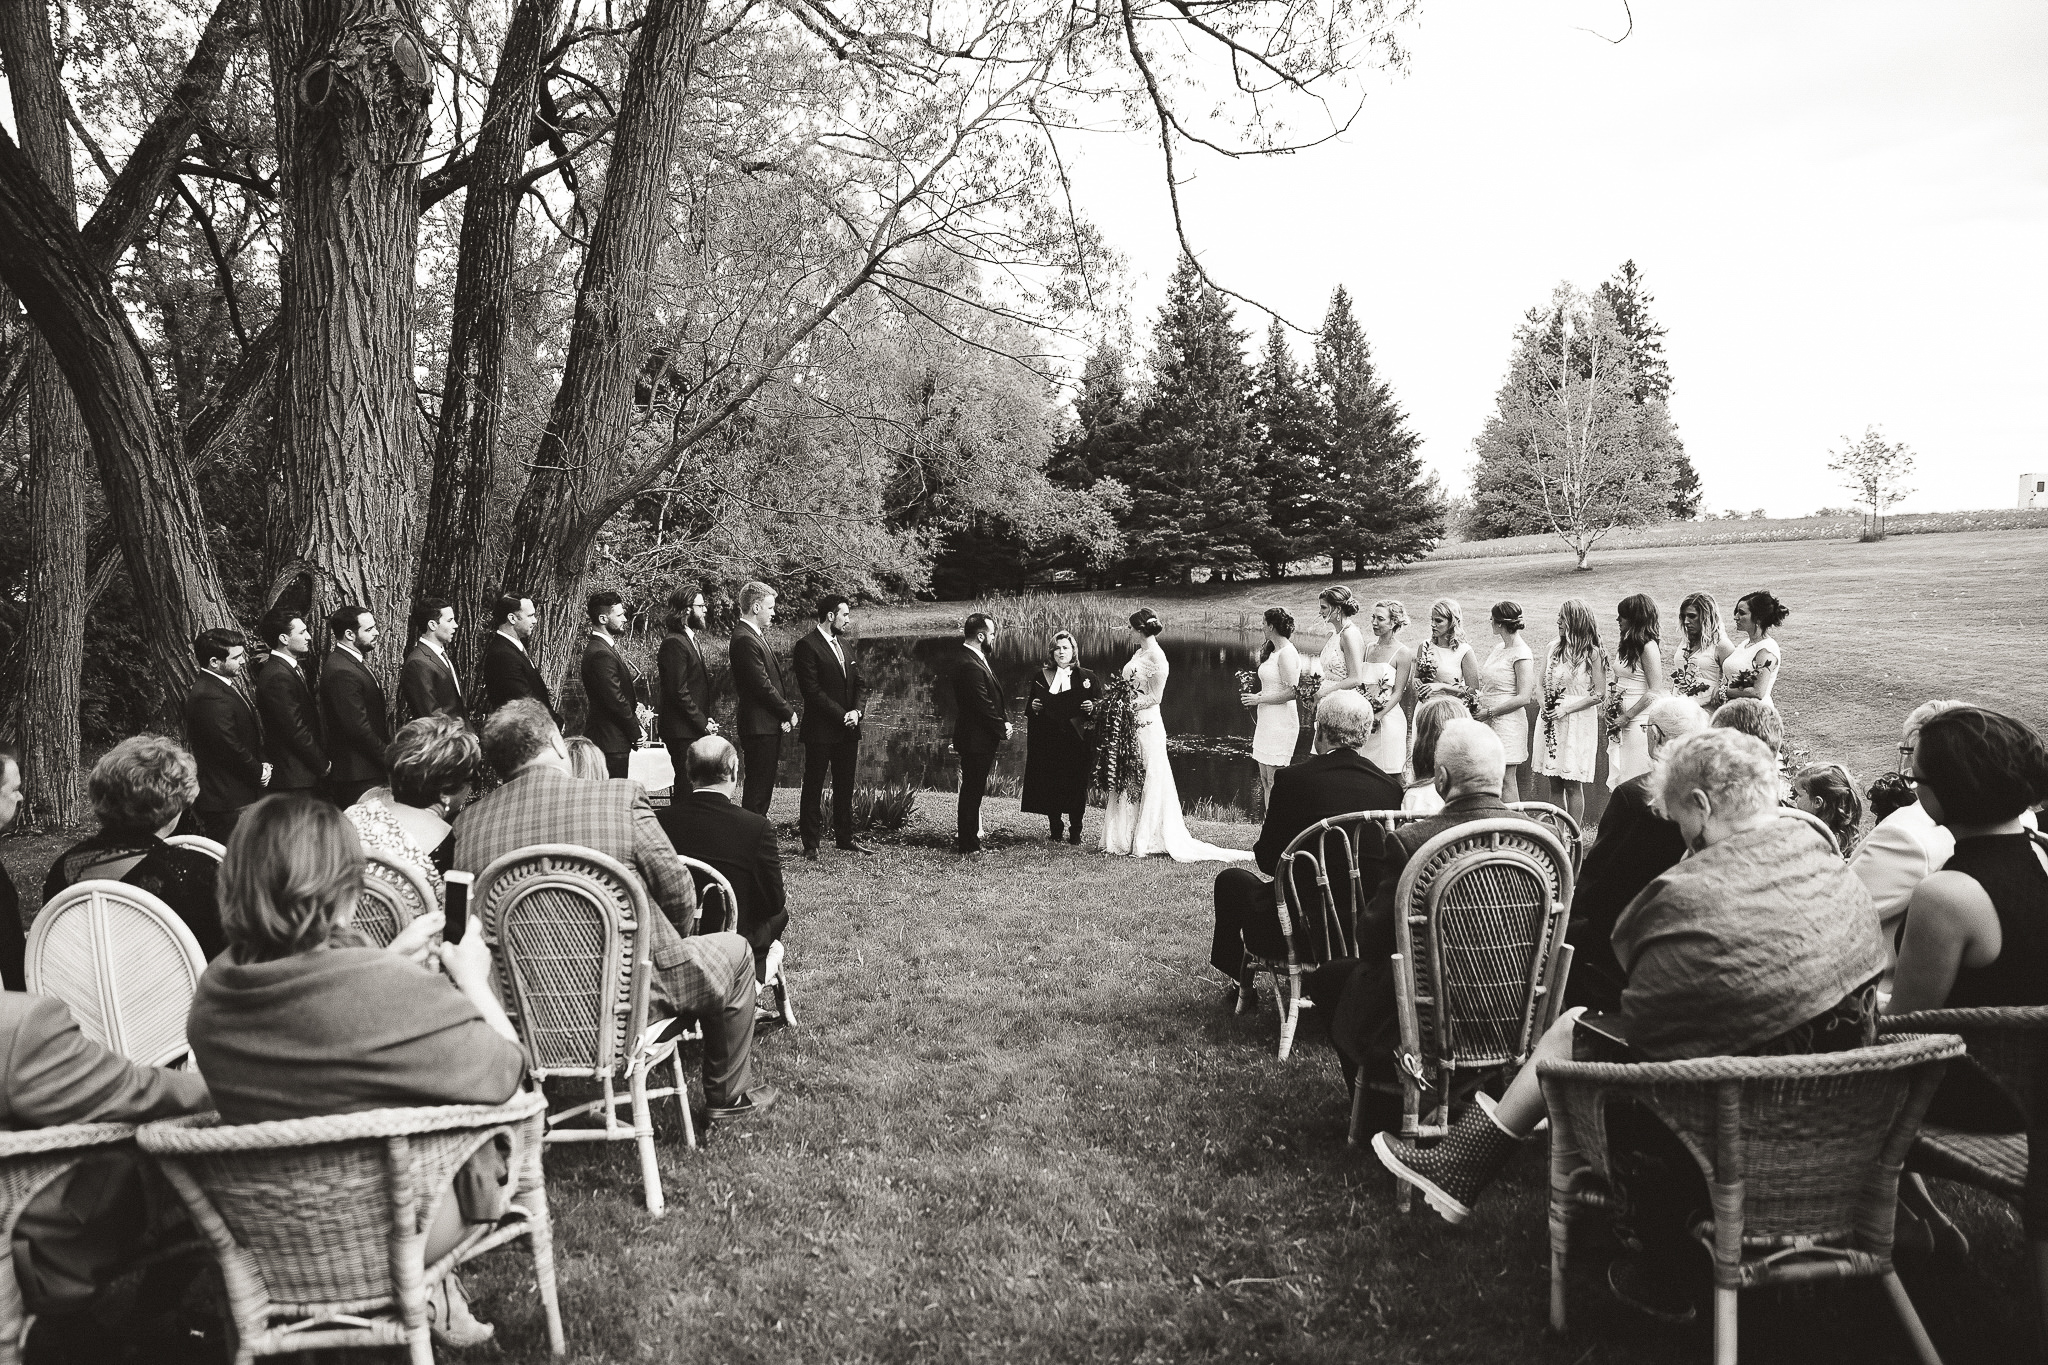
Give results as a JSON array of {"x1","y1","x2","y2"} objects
[
  {"x1": 1598, "y1": 260, "x2": 1701, "y2": 518},
  {"x1": 1246, "y1": 319, "x2": 1319, "y2": 576},
  {"x1": 1311, "y1": 286, "x2": 1440, "y2": 571}
]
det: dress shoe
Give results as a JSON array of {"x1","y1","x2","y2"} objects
[
  {"x1": 835, "y1": 839, "x2": 875, "y2": 855},
  {"x1": 956, "y1": 842, "x2": 982, "y2": 856},
  {"x1": 708, "y1": 1087, "x2": 781, "y2": 1121},
  {"x1": 803, "y1": 846, "x2": 819, "y2": 862}
]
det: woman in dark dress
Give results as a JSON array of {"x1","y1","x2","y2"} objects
[
  {"x1": 42, "y1": 735, "x2": 227, "y2": 960},
  {"x1": 1021, "y1": 631, "x2": 1100, "y2": 845}
]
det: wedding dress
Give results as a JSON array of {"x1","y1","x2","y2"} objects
[{"x1": 1103, "y1": 644, "x2": 1253, "y2": 862}]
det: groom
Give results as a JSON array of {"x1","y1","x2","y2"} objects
[{"x1": 951, "y1": 613, "x2": 1011, "y2": 855}]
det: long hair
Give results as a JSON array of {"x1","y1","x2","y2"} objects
[
  {"x1": 1679, "y1": 592, "x2": 1725, "y2": 652},
  {"x1": 1794, "y1": 763, "x2": 1865, "y2": 859},
  {"x1": 566, "y1": 736, "x2": 611, "y2": 781},
  {"x1": 1615, "y1": 594, "x2": 1660, "y2": 671},
  {"x1": 1549, "y1": 598, "x2": 1600, "y2": 672},
  {"x1": 1429, "y1": 598, "x2": 1464, "y2": 647},
  {"x1": 1258, "y1": 607, "x2": 1294, "y2": 663},
  {"x1": 220, "y1": 796, "x2": 365, "y2": 962},
  {"x1": 1411, "y1": 695, "x2": 1473, "y2": 782}
]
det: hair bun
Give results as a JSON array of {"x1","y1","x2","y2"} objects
[{"x1": 1129, "y1": 608, "x2": 1163, "y2": 636}]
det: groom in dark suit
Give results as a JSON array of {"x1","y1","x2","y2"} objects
[
  {"x1": 951, "y1": 613, "x2": 1010, "y2": 855},
  {"x1": 792, "y1": 594, "x2": 870, "y2": 859}
]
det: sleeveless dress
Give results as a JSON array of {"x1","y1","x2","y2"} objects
[
  {"x1": 1358, "y1": 660, "x2": 1406, "y2": 777},
  {"x1": 1478, "y1": 636, "x2": 1534, "y2": 763},
  {"x1": 1606, "y1": 656, "x2": 1652, "y2": 790},
  {"x1": 1944, "y1": 833, "x2": 2048, "y2": 1008},
  {"x1": 1674, "y1": 641, "x2": 1723, "y2": 706},
  {"x1": 1309, "y1": 627, "x2": 1360, "y2": 755},
  {"x1": 1103, "y1": 647, "x2": 1252, "y2": 862},
  {"x1": 1413, "y1": 641, "x2": 1473, "y2": 704},
  {"x1": 1721, "y1": 637, "x2": 1782, "y2": 708},
  {"x1": 1251, "y1": 644, "x2": 1301, "y2": 766},
  {"x1": 1536, "y1": 652, "x2": 1597, "y2": 783}
]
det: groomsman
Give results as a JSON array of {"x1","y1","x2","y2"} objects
[
  {"x1": 254, "y1": 606, "x2": 328, "y2": 798},
  {"x1": 730, "y1": 581, "x2": 795, "y2": 816},
  {"x1": 951, "y1": 613, "x2": 1011, "y2": 856},
  {"x1": 184, "y1": 628, "x2": 268, "y2": 840},
  {"x1": 400, "y1": 597, "x2": 464, "y2": 722},
  {"x1": 580, "y1": 591, "x2": 640, "y2": 779},
  {"x1": 792, "y1": 594, "x2": 870, "y2": 860},
  {"x1": 319, "y1": 605, "x2": 390, "y2": 809},
  {"x1": 657, "y1": 587, "x2": 717, "y2": 754},
  {"x1": 482, "y1": 592, "x2": 558, "y2": 722}
]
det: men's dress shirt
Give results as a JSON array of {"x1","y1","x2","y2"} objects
[
  {"x1": 423, "y1": 639, "x2": 460, "y2": 695},
  {"x1": 1048, "y1": 666, "x2": 1072, "y2": 695}
]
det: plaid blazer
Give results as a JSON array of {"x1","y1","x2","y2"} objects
[{"x1": 452, "y1": 766, "x2": 699, "y2": 968}]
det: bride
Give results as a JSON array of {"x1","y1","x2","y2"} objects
[{"x1": 1103, "y1": 609, "x2": 1252, "y2": 862}]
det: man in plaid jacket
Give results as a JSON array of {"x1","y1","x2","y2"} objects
[{"x1": 456, "y1": 700, "x2": 780, "y2": 1122}]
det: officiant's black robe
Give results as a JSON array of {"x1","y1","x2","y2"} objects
[{"x1": 1021, "y1": 665, "x2": 1099, "y2": 817}]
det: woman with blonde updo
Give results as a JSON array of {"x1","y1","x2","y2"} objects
[{"x1": 1309, "y1": 587, "x2": 1368, "y2": 754}]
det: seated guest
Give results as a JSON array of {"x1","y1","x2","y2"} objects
[
  {"x1": 1313, "y1": 722, "x2": 1539, "y2": 1090},
  {"x1": 1565, "y1": 695, "x2": 1709, "y2": 1011},
  {"x1": 1851, "y1": 700, "x2": 1963, "y2": 969},
  {"x1": 1711, "y1": 697, "x2": 1783, "y2": 755},
  {"x1": 43, "y1": 736, "x2": 228, "y2": 960},
  {"x1": 1209, "y1": 691, "x2": 1402, "y2": 1002},
  {"x1": 659, "y1": 736, "x2": 789, "y2": 1000},
  {"x1": 1373, "y1": 730, "x2": 1886, "y2": 1320},
  {"x1": 566, "y1": 735, "x2": 612, "y2": 782},
  {"x1": 188, "y1": 795, "x2": 519, "y2": 1347},
  {"x1": 0, "y1": 748, "x2": 23, "y2": 990},
  {"x1": 344, "y1": 715, "x2": 481, "y2": 903},
  {"x1": 455, "y1": 702, "x2": 779, "y2": 1122},
  {"x1": 1402, "y1": 696, "x2": 1471, "y2": 817},
  {"x1": 1791, "y1": 762, "x2": 1864, "y2": 858}
]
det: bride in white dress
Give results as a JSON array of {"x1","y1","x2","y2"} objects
[{"x1": 1103, "y1": 610, "x2": 1252, "y2": 862}]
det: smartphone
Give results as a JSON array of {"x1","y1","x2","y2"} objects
[{"x1": 443, "y1": 870, "x2": 473, "y2": 945}]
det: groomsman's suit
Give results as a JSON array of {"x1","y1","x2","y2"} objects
[
  {"x1": 656, "y1": 624, "x2": 714, "y2": 753},
  {"x1": 580, "y1": 629, "x2": 641, "y2": 778},
  {"x1": 255, "y1": 649, "x2": 327, "y2": 796},
  {"x1": 319, "y1": 644, "x2": 391, "y2": 809},
  {"x1": 482, "y1": 629, "x2": 557, "y2": 722},
  {"x1": 791, "y1": 623, "x2": 867, "y2": 853},
  {"x1": 185, "y1": 669, "x2": 266, "y2": 840},
  {"x1": 950, "y1": 640, "x2": 1009, "y2": 854},
  {"x1": 730, "y1": 621, "x2": 795, "y2": 816},
  {"x1": 399, "y1": 639, "x2": 464, "y2": 723}
]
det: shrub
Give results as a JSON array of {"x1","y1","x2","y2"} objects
[{"x1": 853, "y1": 778, "x2": 920, "y2": 831}]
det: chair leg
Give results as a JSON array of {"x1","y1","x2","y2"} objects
[
  {"x1": 1712, "y1": 1285, "x2": 1738, "y2": 1365},
  {"x1": 409, "y1": 1326, "x2": 436, "y2": 1365},
  {"x1": 630, "y1": 1064, "x2": 665, "y2": 1216},
  {"x1": 1880, "y1": 1270, "x2": 1943, "y2": 1365},
  {"x1": 1547, "y1": 1191, "x2": 1571, "y2": 1332},
  {"x1": 1346, "y1": 1078, "x2": 1368, "y2": 1147},
  {"x1": 672, "y1": 1051, "x2": 696, "y2": 1150},
  {"x1": 523, "y1": 1179, "x2": 568, "y2": 1356},
  {"x1": 0, "y1": 1253, "x2": 26, "y2": 1365},
  {"x1": 1277, "y1": 993, "x2": 1301, "y2": 1062}
]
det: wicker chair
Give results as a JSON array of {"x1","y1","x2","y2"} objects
[
  {"x1": 162, "y1": 834, "x2": 226, "y2": 861},
  {"x1": 1539, "y1": 1033, "x2": 1963, "y2": 1365},
  {"x1": 0, "y1": 1121, "x2": 145, "y2": 1365},
  {"x1": 355, "y1": 850, "x2": 438, "y2": 949},
  {"x1": 676, "y1": 853, "x2": 797, "y2": 1027},
  {"x1": 1359, "y1": 819, "x2": 1574, "y2": 1167},
  {"x1": 27, "y1": 881, "x2": 207, "y2": 1068},
  {"x1": 474, "y1": 846, "x2": 694, "y2": 1215},
  {"x1": 1880, "y1": 1006, "x2": 2048, "y2": 1352},
  {"x1": 138, "y1": 1092, "x2": 563, "y2": 1364},
  {"x1": 1508, "y1": 801, "x2": 1584, "y2": 874},
  {"x1": 1246, "y1": 809, "x2": 1417, "y2": 1061}
]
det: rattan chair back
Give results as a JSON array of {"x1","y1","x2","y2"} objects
[
  {"x1": 1275, "y1": 809, "x2": 1414, "y2": 968},
  {"x1": 27, "y1": 880, "x2": 207, "y2": 1068},
  {"x1": 137, "y1": 1093, "x2": 563, "y2": 1361},
  {"x1": 355, "y1": 849, "x2": 437, "y2": 948},
  {"x1": 676, "y1": 854, "x2": 739, "y2": 935},
  {"x1": 162, "y1": 834, "x2": 226, "y2": 861},
  {"x1": 0, "y1": 1122, "x2": 142, "y2": 1365},
  {"x1": 474, "y1": 845, "x2": 650, "y2": 1081},
  {"x1": 1880, "y1": 1005, "x2": 2048, "y2": 1131},
  {"x1": 1507, "y1": 801, "x2": 1583, "y2": 873}
]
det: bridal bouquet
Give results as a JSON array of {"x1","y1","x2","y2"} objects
[
  {"x1": 1234, "y1": 670, "x2": 1261, "y2": 697},
  {"x1": 1092, "y1": 674, "x2": 1145, "y2": 798},
  {"x1": 1539, "y1": 672, "x2": 1568, "y2": 760},
  {"x1": 1668, "y1": 659, "x2": 1711, "y2": 700}
]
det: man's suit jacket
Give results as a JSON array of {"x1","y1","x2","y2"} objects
[
  {"x1": 658, "y1": 789, "x2": 787, "y2": 953},
  {"x1": 951, "y1": 644, "x2": 1007, "y2": 755},
  {"x1": 656, "y1": 630, "x2": 713, "y2": 750},
  {"x1": 184, "y1": 671, "x2": 266, "y2": 812},
  {"x1": 482, "y1": 631, "x2": 556, "y2": 721},
  {"x1": 1356, "y1": 792, "x2": 1534, "y2": 959},
  {"x1": 0, "y1": 992, "x2": 209, "y2": 1131},
  {"x1": 580, "y1": 632, "x2": 640, "y2": 754},
  {"x1": 399, "y1": 641, "x2": 463, "y2": 723},
  {"x1": 318, "y1": 647, "x2": 391, "y2": 785},
  {"x1": 1252, "y1": 748, "x2": 1404, "y2": 876},
  {"x1": 730, "y1": 624, "x2": 795, "y2": 737},
  {"x1": 255, "y1": 653, "x2": 326, "y2": 790},
  {"x1": 791, "y1": 627, "x2": 866, "y2": 746}
]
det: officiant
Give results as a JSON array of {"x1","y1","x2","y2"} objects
[{"x1": 1021, "y1": 630, "x2": 1100, "y2": 845}]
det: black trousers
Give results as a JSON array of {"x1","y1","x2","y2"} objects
[
  {"x1": 193, "y1": 806, "x2": 245, "y2": 843},
  {"x1": 1309, "y1": 956, "x2": 1401, "y2": 1091},
  {"x1": 603, "y1": 749, "x2": 630, "y2": 779},
  {"x1": 739, "y1": 734, "x2": 780, "y2": 816},
  {"x1": 800, "y1": 737, "x2": 858, "y2": 849},
  {"x1": 1210, "y1": 868, "x2": 1290, "y2": 980},
  {"x1": 330, "y1": 779, "x2": 379, "y2": 810},
  {"x1": 957, "y1": 750, "x2": 995, "y2": 850}
]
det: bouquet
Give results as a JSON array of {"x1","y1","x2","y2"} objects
[
  {"x1": 1600, "y1": 665, "x2": 1630, "y2": 745},
  {"x1": 1413, "y1": 645, "x2": 1477, "y2": 711},
  {"x1": 1091, "y1": 673, "x2": 1145, "y2": 798},
  {"x1": 1668, "y1": 659, "x2": 1710, "y2": 700},
  {"x1": 1293, "y1": 670, "x2": 1323, "y2": 710},
  {"x1": 1724, "y1": 663, "x2": 1762, "y2": 695},
  {"x1": 1539, "y1": 669, "x2": 1568, "y2": 761},
  {"x1": 1360, "y1": 670, "x2": 1398, "y2": 733},
  {"x1": 1234, "y1": 669, "x2": 1261, "y2": 697}
]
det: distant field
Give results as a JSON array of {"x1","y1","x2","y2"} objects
[{"x1": 1427, "y1": 508, "x2": 2048, "y2": 561}]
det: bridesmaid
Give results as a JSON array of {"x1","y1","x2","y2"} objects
[
  {"x1": 1240, "y1": 608, "x2": 1302, "y2": 812},
  {"x1": 1719, "y1": 591, "x2": 1788, "y2": 709},
  {"x1": 1310, "y1": 587, "x2": 1368, "y2": 754},
  {"x1": 1361, "y1": 600, "x2": 1415, "y2": 776},
  {"x1": 1535, "y1": 598, "x2": 1606, "y2": 826},
  {"x1": 1022, "y1": 630, "x2": 1100, "y2": 844},
  {"x1": 1674, "y1": 592, "x2": 1732, "y2": 708},
  {"x1": 1475, "y1": 601, "x2": 1537, "y2": 803},
  {"x1": 1606, "y1": 593, "x2": 1666, "y2": 790},
  {"x1": 1413, "y1": 598, "x2": 1482, "y2": 705}
]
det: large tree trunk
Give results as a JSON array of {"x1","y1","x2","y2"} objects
[
  {"x1": 417, "y1": 0, "x2": 562, "y2": 689},
  {"x1": 262, "y1": 0, "x2": 433, "y2": 692},
  {"x1": 1, "y1": 0, "x2": 91, "y2": 826}
]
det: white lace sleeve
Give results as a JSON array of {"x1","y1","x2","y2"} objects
[{"x1": 1132, "y1": 654, "x2": 1168, "y2": 712}]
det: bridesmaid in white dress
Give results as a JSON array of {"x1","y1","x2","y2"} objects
[
  {"x1": 1413, "y1": 598, "x2": 1482, "y2": 706},
  {"x1": 1675, "y1": 591, "x2": 1733, "y2": 708},
  {"x1": 1103, "y1": 609, "x2": 1252, "y2": 862},
  {"x1": 1719, "y1": 591, "x2": 1788, "y2": 709},
  {"x1": 1534, "y1": 598, "x2": 1606, "y2": 826},
  {"x1": 1474, "y1": 601, "x2": 1538, "y2": 803},
  {"x1": 1310, "y1": 587, "x2": 1369, "y2": 753},
  {"x1": 1360, "y1": 600, "x2": 1414, "y2": 777},
  {"x1": 1606, "y1": 593, "x2": 1667, "y2": 790},
  {"x1": 1239, "y1": 607, "x2": 1302, "y2": 813},
  {"x1": 1403, "y1": 696, "x2": 1469, "y2": 816}
]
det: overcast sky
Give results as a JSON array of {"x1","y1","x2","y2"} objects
[{"x1": 1060, "y1": 0, "x2": 2048, "y2": 518}]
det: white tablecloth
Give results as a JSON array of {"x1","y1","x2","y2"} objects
[{"x1": 628, "y1": 746, "x2": 675, "y2": 794}]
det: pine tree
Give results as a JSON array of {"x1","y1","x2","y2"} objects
[
  {"x1": 1246, "y1": 319, "x2": 1319, "y2": 576},
  {"x1": 1598, "y1": 260, "x2": 1700, "y2": 518},
  {"x1": 1311, "y1": 286, "x2": 1440, "y2": 571}
]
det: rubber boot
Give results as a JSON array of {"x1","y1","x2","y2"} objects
[{"x1": 1370, "y1": 1096, "x2": 1524, "y2": 1226}]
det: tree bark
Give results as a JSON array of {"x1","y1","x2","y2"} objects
[
  {"x1": 417, "y1": 0, "x2": 562, "y2": 689},
  {"x1": 262, "y1": 0, "x2": 434, "y2": 694},
  {"x1": 497, "y1": 0, "x2": 705, "y2": 691}
]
